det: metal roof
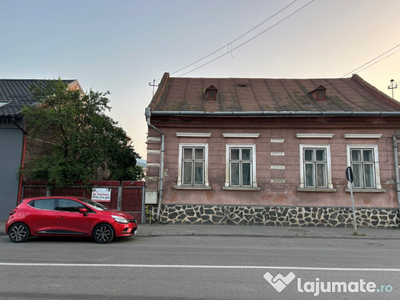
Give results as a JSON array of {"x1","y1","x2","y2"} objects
[{"x1": 148, "y1": 73, "x2": 400, "y2": 113}]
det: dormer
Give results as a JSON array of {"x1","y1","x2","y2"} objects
[
  {"x1": 309, "y1": 85, "x2": 327, "y2": 101},
  {"x1": 205, "y1": 85, "x2": 218, "y2": 101}
]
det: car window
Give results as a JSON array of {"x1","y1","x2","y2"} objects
[
  {"x1": 57, "y1": 199, "x2": 86, "y2": 212},
  {"x1": 29, "y1": 199, "x2": 55, "y2": 211},
  {"x1": 79, "y1": 198, "x2": 108, "y2": 211}
]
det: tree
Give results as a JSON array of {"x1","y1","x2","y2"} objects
[{"x1": 22, "y1": 79, "x2": 143, "y2": 185}]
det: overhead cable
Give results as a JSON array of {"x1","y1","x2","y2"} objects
[
  {"x1": 170, "y1": 0, "x2": 300, "y2": 77},
  {"x1": 176, "y1": 0, "x2": 315, "y2": 77}
]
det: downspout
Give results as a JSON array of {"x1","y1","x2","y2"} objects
[
  {"x1": 13, "y1": 117, "x2": 27, "y2": 204},
  {"x1": 393, "y1": 134, "x2": 400, "y2": 213},
  {"x1": 145, "y1": 107, "x2": 165, "y2": 221}
]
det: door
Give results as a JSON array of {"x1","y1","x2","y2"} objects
[{"x1": 56, "y1": 199, "x2": 96, "y2": 235}]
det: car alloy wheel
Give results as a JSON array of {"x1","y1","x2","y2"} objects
[
  {"x1": 93, "y1": 224, "x2": 114, "y2": 243},
  {"x1": 9, "y1": 223, "x2": 30, "y2": 243}
]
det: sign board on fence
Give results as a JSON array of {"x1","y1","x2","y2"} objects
[{"x1": 91, "y1": 188, "x2": 111, "y2": 202}]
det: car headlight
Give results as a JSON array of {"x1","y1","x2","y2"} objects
[{"x1": 112, "y1": 215, "x2": 129, "y2": 224}]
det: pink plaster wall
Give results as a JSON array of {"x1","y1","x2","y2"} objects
[{"x1": 147, "y1": 117, "x2": 400, "y2": 208}]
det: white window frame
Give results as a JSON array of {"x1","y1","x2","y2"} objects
[
  {"x1": 177, "y1": 143, "x2": 209, "y2": 187},
  {"x1": 346, "y1": 145, "x2": 381, "y2": 189},
  {"x1": 299, "y1": 145, "x2": 333, "y2": 189},
  {"x1": 225, "y1": 144, "x2": 257, "y2": 188}
]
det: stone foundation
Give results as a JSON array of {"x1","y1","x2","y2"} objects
[{"x1": 148, "y1": 205, "x2": 399, "y2": 228}]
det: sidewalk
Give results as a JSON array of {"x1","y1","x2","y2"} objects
[
  {"x1": 1, "y1": 221, "x2": 399, "y2": 239},
  {"x1": 135, "y1": 223, "x2": 400, "y2": 240}
]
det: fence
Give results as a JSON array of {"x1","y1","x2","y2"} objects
[{"x1": 22, "y1": 180, "x2": 145, "y2": 223}]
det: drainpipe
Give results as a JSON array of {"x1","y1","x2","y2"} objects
[
  {"x1": 145, "y1": 107, "x2": 165, "y2": 221},
  {"x1": 393, "y1": 134, "x2": 400, "y2": 212},
  {"x1": 12, "y1": 117, "x2": 27, "y2": 204}
]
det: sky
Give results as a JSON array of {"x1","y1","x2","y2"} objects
[{"x1": 2, "y1": 0, "x2": 400, "y2": 159}]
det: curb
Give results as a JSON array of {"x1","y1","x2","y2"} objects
[{"x1": 136, "y1": 232, "x2": 400, "y2": 240}]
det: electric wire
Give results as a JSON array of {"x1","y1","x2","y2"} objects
[
  {"x1": 170, "y1": 0, "x2": 300, "y2": 77},
  {"x1": 177, "y1": 0, "x2": 315, "y2": 77},
  {"x1": 341, "y1": 43, "x2": 400, "y2": 78}
]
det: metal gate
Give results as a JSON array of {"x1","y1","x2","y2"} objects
[{"x1": 22, "y1": 180, "x2": 146, "y2": 223}]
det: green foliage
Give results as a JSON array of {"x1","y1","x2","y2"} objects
[{"x1": 22, "y1": 79, "x2": 143, "y2": 185}]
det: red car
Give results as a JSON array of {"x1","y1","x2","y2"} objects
[{"x1": 5, "y1": 196, "x2": 137, "y2": 243}]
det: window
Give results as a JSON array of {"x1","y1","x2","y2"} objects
[
  {"x1": 225, "y1": 144, "x2": 258, "y2": 189},
  {"x1": 205, "y1": 85, "x2": 218, "y2": 100},
  {"x1": 177, "y1": 143, "x2": 209, "y2": 188},
  {"x1": 57, "y1": 199, "x2": 86, "y2": 212},
  {"x1": 299, "y1": 145, "x2": 333, "y2": 189},
  {"x1": 29, "y1": 199, "x2": 55, "y2": 210},
  {"x1": 207, "y1": 91, "x2": 216, "y2": 100},
  {"x1": 347, "y1": 145, "x2": 381, "y2": 189}
]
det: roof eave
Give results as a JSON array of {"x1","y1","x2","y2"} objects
[{"x1": 149, "y1": 111, "x2": 400, "y2": 117}]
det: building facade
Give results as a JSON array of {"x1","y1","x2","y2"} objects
[{"x1": 145, "y1": 73, "x2": 400, "y2": 227}]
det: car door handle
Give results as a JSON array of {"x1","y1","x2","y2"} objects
[{"x1": 57, "y1": 216, "x2": 65, "y2": 219}]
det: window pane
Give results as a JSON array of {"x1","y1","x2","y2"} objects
[
  {"x1": 183, "y1": 148, "x2": 192, "y2": 160},
  {"x1": 304, "y1": 149, "x2": 313, "y2": 161},
  {"x1": 316, "y1": 163, "x2": 326, "y2": 187},
  {"x1": 363, "y1": 150, "x2": 373, "y2": 162},
  {"x1": 364, "y1": 164, "x2": 375, "y2": 188},
  {"x1": 242, "y1": 163, "x2": 251, "y2": 186},
  {"x1": 351, "y1": 150, "x2": 361, "y2": 162},
  {"x1": 231, "y1": 162, "x2": 239, "y2": 186},
  {"x1": 194, "y1": 162, "x2": 203, "y2": 184},
  {"x1": 32, "y1": 199, "x2": 55, "y2": 210},
  {"x1": 183, "y1": 162, "x2": 192, "y2": 185},
  {"x1": 242, "y1": 149, "x2": 251, "y2": 160},
  {"x1": 231, "y1": 149, "x2": 239, "y2": 160},
  {"x1": 195, "y1": 148, "x2": 203, "y2": 160},
  {"x1": 305, "y1": 163, "x2": 315, "y2": 187},
  {"x1": 352, "y1": 163, "x2": 363, "y2": 188},
  {"x1": 316, "y1": 149, "x2": 325, "y2": 161},
  {"x1": 58, "y1": 199, "x2": 84, "y2": 212}
]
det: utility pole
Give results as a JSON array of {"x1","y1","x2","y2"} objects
[
  {"x1": 149, "y1": 79, "x2": 158, "y2": 97},
  {"x1": 388, "y1": 79, "x2": 397, "y2": 99}
]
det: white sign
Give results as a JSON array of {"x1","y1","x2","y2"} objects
[{"x1": 91, "y1": 188, "x2": 111, "y2": 202}]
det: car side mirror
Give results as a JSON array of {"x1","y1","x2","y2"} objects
[{"x1": 79, "y1": 208, "x2": 88, "y2": 216}]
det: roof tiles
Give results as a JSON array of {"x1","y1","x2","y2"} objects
[{"x1": 0, "y1": 79, "x2": 76, "y2": 117}]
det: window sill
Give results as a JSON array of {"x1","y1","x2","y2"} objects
[
  {"x1": 345, "y1": 188, "x2": 386, "y2": 193},
  {"x1": 297, "y1": 188, "x2": 337, "y2": 193},
  {"x1": 174, "y1": 186, "x2": 211, "y2": 190},
  {"x1": 222, "y1": 186, "x2": 261, "y2": 191}
]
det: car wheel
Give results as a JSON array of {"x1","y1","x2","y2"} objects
[
  {"x1": 9, "y1": 222, "x2": 30, "y2": 243},
  {"x1": 93, "y1": 224, "x2": 114, "y2": 243}
]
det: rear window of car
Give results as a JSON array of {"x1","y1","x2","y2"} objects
[{"x1": 28, "y1": 199, "x2": 55, "y2": 210}]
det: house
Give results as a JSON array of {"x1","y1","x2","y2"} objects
[
  {"x1": 145, "y1": 73, "x2": 400, "y2": 228},
  {"x1": 0, "y1": 79, "x2": 82, "y2": 221}
]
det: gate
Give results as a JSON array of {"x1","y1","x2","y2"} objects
[{"x1": 22, "y1": 180, "x2": 145, "y2": 223}]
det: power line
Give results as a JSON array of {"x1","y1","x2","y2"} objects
[
  {"x1": 176, "y1": 0, "x2": 315, "y2": 77},
  {"x1": 341, "y1": 43, "x2": 400, "y2": 78},
  {"x1": 170, "y1": 0, "x2": 300, "y2": 77}
]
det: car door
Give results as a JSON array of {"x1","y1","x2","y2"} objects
[
  {"x1": 56, "y1": 199, "x2": 97, "y2": 235},
  {"x1": 25, "y1": 199, "x2": 58, "y2": 234}
]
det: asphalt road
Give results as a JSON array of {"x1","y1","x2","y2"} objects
[{"x1": 0, "y1": 234, "x2": 399, "y2": 299}]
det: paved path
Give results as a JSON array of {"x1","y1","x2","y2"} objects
[{"x1": 1, "y1": 221, "x2": 399, "y2": 239}]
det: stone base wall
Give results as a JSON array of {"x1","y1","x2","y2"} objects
[{"x1": 148, "y1": 205, "x2": 400, "y2": 228}]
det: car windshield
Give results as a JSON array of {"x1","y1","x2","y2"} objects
[{"x1": 79, "y1": 198, "x2": 109, "y2": 211}]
